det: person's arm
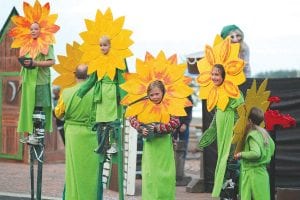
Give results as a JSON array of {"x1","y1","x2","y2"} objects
[
  {"x1": 77, "y1": 72, "x2": 97, "y2": 98},
  {"x1": 154, "y1": 116, "x2": 180, "y2": 134},
  {"x1": 236, "y1": 137, "x2": 261, "y2": 160},
  {"x1": 32, "y1": 59, "x2": 55, "y2": 67},
  {"x1": 129, "y1": 116, "x2": 144, "y2": 133},
  {"x1": 198, "y1": 113, "x2": 217, "y2": 149},
  {"x1": 32, "y1": 45, "x2": 55, "y2": 68},
  {"x1": 54, "y1": 95, "x2": 66, "y2": 119}
]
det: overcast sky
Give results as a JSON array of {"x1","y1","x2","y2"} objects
[{"x1": 1, "y1": 0, "x2": 300, "y2": 77}]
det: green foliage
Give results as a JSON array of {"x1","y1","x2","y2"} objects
[{"x1": 255, "y1": 70, "x2": 300, "y2": 78}]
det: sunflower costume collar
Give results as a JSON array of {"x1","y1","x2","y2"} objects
[
  {"x1": 120, "y1": 51, "x2": 193, "y2": 124},
  {"x1": 9, "y1": 0, "x2": 60, "y2": 59},
  {"x1": 196, "y1": 34, "x2": 246, "y2": 112}
]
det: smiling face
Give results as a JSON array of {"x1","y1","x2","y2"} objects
[
  {"x1": 99, "y1": 36, "x2": 111, "y2": 55},
  {"x1": 229, "y1": 29, "x2": 243, "y2": 43},
  {"x1": 30, "y1": 22, "x2": 40, "y2": 39},
  {"x1": 211, "y1": 65, "x2": 225, "y2": 86}
]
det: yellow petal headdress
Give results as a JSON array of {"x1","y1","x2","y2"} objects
[
  {"x1": 196, "y1": 35, "x2": 245, "y2": 112},
  {"x1": 52, "y1": 41, "x2": 84, "y2": 91},
  {"x1": 79, "y1": 8, "x2": 134, "y2": 81},
  {"x1": 120, "y1": 51, "x2": 193, "y2": 124},
  {"x1": 9, "y1": 0, "x2": 60, "y2": 59},
  {"x1": 232, "y1": 79, "x2": 270, "y2": 154}
]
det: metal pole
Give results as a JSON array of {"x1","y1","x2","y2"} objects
[
  {"x1": 30, "y1": 146, "x2": 35, "y2": 200},
  {"x1": 115, "y1": 121, "x2": 124, "y2": 200}
]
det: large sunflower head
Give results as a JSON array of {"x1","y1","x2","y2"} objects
[
  {"x1": 120, "y1": 51, "x2": 193, "y2": 124},
  {"x1": 8, "y1": 0, "x2": 60, "y2": 59},
  {"x1": 232, "y1": 79, "x2": 270, "y2": 154},
  {"x1": 79, "y1": 8, "x2": 134, "y2": 81},
  {"x1": 52, "y1": 41, "x2": 84, "y2": 91},
  {"x1": 196, "y1": 34, "x2": 246, "y2": 112}
]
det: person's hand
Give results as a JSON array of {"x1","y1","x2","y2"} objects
[
  {"x1": 142, "y1": 125, "x2": 154, "y2": 136},
  {"x1": 234, "y1": 152, "x2": 242, "y2": 160},
  {"x1": 23, "y1": 59, "x2": 33, "y2": 67},
  {"x1": 179, "y1": 124, "x2": 187, "y2": 133}
]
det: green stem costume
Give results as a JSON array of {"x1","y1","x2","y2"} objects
[
  {"x1": 239, "y1": 129, "x2": 275, "y2": 200},
  {"x1": 77, "y1": 67, "x2": 127, "y2": 200},
  {"x1": 199, "y1": 94, "x2": 244, "y2": 197},
  {"x1": 142, "y1": 134, "x2": 176, "y2": 200},
  {"x1": 17, "y1": 45, "x2": 54, "y2": 133},
  {"x1": 61, "y1": 82, "x2": 99, "y2": 200}
]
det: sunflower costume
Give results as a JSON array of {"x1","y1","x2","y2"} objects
[
  {"x1": 73, "y1": 8, "x2": 133, "y2": 200},
  {"x1": 196, "y1": 35, "x2": 245, "y2": 198},
  {"x1": 9, "y1": 0, "x2": 60, "y2": 133},
  {"x1": 121, "y1": 51, "x2": 193, "y2": 200}
]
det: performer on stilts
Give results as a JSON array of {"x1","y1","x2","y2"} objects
[
  {"x1": 196, "y1": 35, "x2": 246, "y2": 200},
  {"x1": 121, "y1": 51, "x2": 194, "y2": 200},
  {"x1": 76, "y1": 8, "x2": 134, "y2": 200},
  {"x1": 8, "y1": 1, "x2": 60, "y2": 199}
]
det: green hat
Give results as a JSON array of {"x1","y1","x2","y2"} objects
[{"x1": 220, "y1": 24, "x2": 244, "y2": 39}]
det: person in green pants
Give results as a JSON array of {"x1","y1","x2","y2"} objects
[
  {"x1": 129, "y1": 80, "x2": 180, "y2": 200},
  {"x1": 198, "y1": 64, "x2": 244, "y2": 199},
  {"x1": 234, "y1": 107, "x2": 275, "y2": 200},
  {"x1": 55, "y1": 64, "x2": 99, "y2": 200}
]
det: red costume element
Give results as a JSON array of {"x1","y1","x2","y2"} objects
[{"x1": 264, "y1": 96, "x2": 296, "y2": 131}]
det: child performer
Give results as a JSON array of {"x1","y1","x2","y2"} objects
[
  {"x1": 234, "y1": 107, "x2": 275, "y2": 200},
  {"x1": 9, "y1": 1, "x2": 60, "y2": 144},
  {"x1": 75, "y1": 8, "x2": 133, "y2": 200},
  {"x1": 121, "y1": 51, "x2": 193, "y2": 200},
  {"x1": 129, "y1": 80, "x2": 180, "y2": 200},
  {"x1": 197, "y1": 35, "x2": 246, "y2": 199}
]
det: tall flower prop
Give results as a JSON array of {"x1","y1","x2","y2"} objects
[
  {"x1": 79, "y1": 8, "x2": 134, "y2": 81},
  {"x1": 52, "y1": 41, "x2": 83, "y2": 91},
  {"x1": 196, "y1": 35, "x2": 245, "y2": 112},
  {"x1": 8, "y1": 0, "x2": 60, "y2": 59},
  {"x1": 120, "y1": 51, "x2": 193, "y2": 124},
  {"x1": 233, "y1": 79, "x2": 270, "y2": 154}
]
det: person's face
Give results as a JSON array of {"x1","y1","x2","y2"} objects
[
  {"x1": 211, "y1": 67, "x2": 224, "y2": 86},
  {"x1": 229, "y1": 30, "x2": 242, "y2": 43},
  {"x1": 30, "y1": 23, "x2": 40, "y2": 39},
  {"x1": 99, "y1": 37, "x2": 111, "y2": 55},
  {"x1": 149, "y1": 87, "x2": 164, "y2": 104},
  {"x1": 52, "y1": 89, "x2": 60, "y2": 98}
]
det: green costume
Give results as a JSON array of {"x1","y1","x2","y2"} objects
[
  {"x1": 142, "y1": 134, "x2": 176, "y2": 200},
  {"x1": 17, "y1": 45, "x2": 54, "y2": 133},
  {"x1": 77, "y1": 69, "x2": 126, "y2": 122},
  {"x1": 60, "y1": 82, "x2": 99, "y2": 200},
  {"x1": 199, "y1": 94, "x2": 244, "y2": 197},
  {"x1": 77, "y1": 68, "x2": 127, "y2": 200},
  {"x1": 239, "y1": 129, "x2": 275, "y2": 200}
]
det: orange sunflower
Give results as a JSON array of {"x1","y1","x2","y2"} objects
[
  {"x1": 53, "y1": 42, "x2": 84, "y2": 91},
  {"x1": 197, "y1": 35, "x2": 245, "y2": 112},
  {"x1": 8, "y1": 0, "x2": 60, "y2": 59},
  {"x1": 79, "y1": 8, "x2": 134, "y2": 81},
  {"x1": 120, "y1": 51, "x2": 193, "y2": 124}
]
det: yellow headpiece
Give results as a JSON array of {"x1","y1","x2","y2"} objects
[
  {"x1": 52, "y1": 42, "x2": 84, "y2": 91},
  {"x1": 120, "y1": 51, "x2": 193, "y2": 124},
  {"x1": 79, "y1": 8, "x2": 134, "y2": 81},
  {"x1": 196, "y1": 35, "x2": 245, "y2": 112},
  {"x1": 9, "y1": 0, "x2": 60, "y2": 59},
  {"x1": 232, "y1": 79, "x2": 270, "y2": 154}
]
